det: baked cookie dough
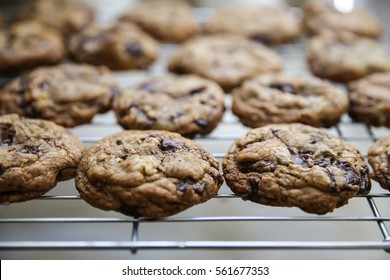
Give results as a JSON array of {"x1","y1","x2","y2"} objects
[
  {"x1": 303, "y1": 1, "x2": 383, "y2": 38},
  {"x1": 119, "y1": 0, "x2": 198, "y2": 42},
  {"x1": 307, "y1": 32, "x2": 390, "y2": 83},
  {"x1": 75, "y1": 130, "x2": 223, "y2": 218},
  {"x1": 0, "y1": 20, "x2": 66, "y2": 73},
  {"x1": 113, "y1": 75, "x2": 225, "y2": 137},
  {"x1": 232, "y1": 74, "x2": 348, "y2": 128},
  {"x1": 16, "y1": 0, "x2": 94, "y2": 36},
  {"x1": 347, "y1": 73, "x2": 390, "y2": 128},
  {"x1": 0, "y1": 114, "x2": 85, "y2": 203},
  {"x1": 69, "y1": 22, "x2": 159, "y2": 70},
  {"x1": 223, "y1": 123, "x2": 371, "y2": 215},
  {"x1": 168, "y1": 35, "x2": 282, "y2": 92},
  {"x1": 0, "y1": 64, "x2": 118, "y2": 127},
  {"x1": 368, "y1": 136, "x2": 390, "y2": 191},
  {"x1": 204, "y1": 5, "x2": 301, "y2": 44}
]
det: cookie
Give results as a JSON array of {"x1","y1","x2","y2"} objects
[
  {"x1": 69, "y1": 22, "x2": 159, "y2": 70},
  {"x1": 168, "y1": 35, "x2": 282, "y2": 92},
  {"x1": 223, "y1": 123, "x2": 371, "y2": 215},
  {"x1": 0, "y1": 20, "x2": 66, "y2": 73},
  {"x1": 113, "y1": 75, "x2": 225, "y2": 137},
  {"x1": 0, "y1": 64, "x2": 118, "y2": 127},
  {"x1": 119, "y1": 0, "x2": 198, "y2": 43},
  {"x1": 307, "y1": 32, "x2": 390, "y2": 83},
  {"x1": 204, "y1": 5, "x2": 301, "y2": 45},
  {"x1": 368, "y1": 136, "x2": 390, "y2": 191},
  {"x1": 0, "y1": 114, "x2": 85, "y2": 204},
  {"x1": 347, "y1": 73, "x2": 390, "y2": 128},
  {"x1": 232, "y1": 74, "x2": 348, "y2": 128},
  {"x1": 303, "y1": 1, "x2": 383, "y2": 38},
  {"x1": 16, "y1": 0, "x2": 94, "y2": 36},
  {"x1": 75, "y1": 130, "x2": 223, "y2": 218}
]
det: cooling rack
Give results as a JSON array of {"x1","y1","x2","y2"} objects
[{"x1": 1, "y1": 4, "x2": 390, "y2": 259}]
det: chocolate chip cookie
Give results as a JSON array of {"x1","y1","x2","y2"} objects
[
  {"x1": 0, "y1": 114, "x2": 85, "y2": 204},
  {"x1": 0, "y1": 20, "x2": 66, "y2": 73},
  {"x1": 168, "y1": 35, "x2": 283, "y2": 92},
  {"x1": 347, "y1": 73, "x2": 390, "y2": 128},
  {"x1": 307, "y1": 32, "x2": 390, "y2": 83},
  {"x1": 0, "y1": 64, "x2": 118, "y2": 127},
  {"x1": 303, "y1": 1, "x2": 383, "y2": 38},
  {"x1": 204, "y1": 5, "x2": 301, "y2": 45},
  {"x1": 368, "y1": 136, "x2": 390, "y2": 191},
  {"x1": 75, "y1": 130, "x2": 223, "y2": 218},
  {"x1": 119, "y1": 0, "x2": 198, "y2": 42},
  {"x1": 232, "y1": 74, "x2": 348, "y2": 128},
  {"x1": 223, "y1": 124, "x2": 371, "y2": 215},
  {"x1": 16, "y1": 0, "x2": 94, "y2": 36},
  {"x1": 69, "y1": 22, "x2": 159, "y2": 70},
  {"x1": 113, "y1": 75, "x2": 225, "y2": 137}
]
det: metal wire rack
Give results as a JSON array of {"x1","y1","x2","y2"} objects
[{"x1": 1, "y1": 4, "x2": 390, "y2": 259}]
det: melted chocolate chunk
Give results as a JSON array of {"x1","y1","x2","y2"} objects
[
  {"x1": 248, "y1": 178, "x2": 260, "y2": 200},
  {"x1": 125, "y1": 42, "x2": 143, "y2": 57},
  {"x1": 250, "y1": 34, "x2": 272, "y2": 44},
  {"x1": 288, "y1": 148, "x2": 310, "y2": 168},
  {"x1": 189, "y1": 86, "x2": 206, "y2": 95},
  {"x1": 138, "y1": 82, "x2": 155, "y2": 92},
  {"x1": 119, "y1": 204, "x2": 140, "y2": 217},
  {"x1": 239, "y1": 160, "x2": 275, "y2": 173},
  {"x1": 19, "y1": 75, "x2": 29, "y2": 91},
  {"x1": 116, "y1": 140, "x2": 123, "y2": 146},
  {"x1": 0, "y1": 123, "x2": 16, "y2": 147},
  {"x1": 195, "y1": 119, "x2": 209, "y2": 128},
  {"x1": 269, "y1": 82, "x2": 296, "y2": 94},
  {"x1": 16, "y1": 145, "x2": 40, "y2": 154},
  {"x1": 39, "y1": 81, "x2": 50, "y2": 90},
  {"x1": 0, "y1": 167, "x2": 3, "y2": 176},
  {"x1": 176, "y1": 179, "x2": 206, "y2": 195},
  {"x1": 161, "y1": 138, "x2": 185, "y2": 153}
]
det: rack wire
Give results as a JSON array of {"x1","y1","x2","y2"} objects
[{"x1": 1, "y1": 4, "x2": 390, "y2": 259}]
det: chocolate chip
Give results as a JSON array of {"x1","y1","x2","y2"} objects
[
  {"x1": 19, "y1": 75, "x2": 29, "y2": 91},
  {"x1": 195, "y1": 119, "x2": 209, "y2": 128},
  {"x1": 119, "y1": 204, "x2": 140, "y2": 217},
  {"x1": 269, "y1": 82, "x2": 297, "y2": 94},
  {"x1": 288, "y1": 148, "x2": 309, "y2": 168},
  {"x1": 125, "y1": 42, "x2": 143, "y2": 57},
  {"x1": 248, "y1": 178, "x2": 260, "y2": 200},
  {"x1": 0, "y1": 123, "x2": 16, "y2": 147},
  {"x1": 358, "y1": 167, "x2": 371, "y2": 194},
  {"x1": 189, "y1": 86, "x2": 206, "y2": 95},
  {"x1": 17, "y1": 145, "x2": 40, "y2": 154},
  {"x1": 161, "y1": 138, "x2": 185, "y2": 153},
  {"x1": 177, "y1": 179, "x2": 206, "y2": 195},
  {"x1": 0, "y1": 168, "x2": 3, "y2": 176},
  {"x1": 116, "y1": 140, "x2": 123, "y2": 146},
  {"x1": 250, "y1": 34, "x2": 272, "y2": 44},
  {"x1": 138, "y1": 82, "x2": 155, "y2": 92},
  {"x1": 39, "y1": 81, "x2": 50, "y2": 90}
]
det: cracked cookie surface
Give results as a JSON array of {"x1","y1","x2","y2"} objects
[
  {"x1": 69, "y1": 22, "x2": 159, "y2": 70},
  {"x1": 368, "y1": 136, "x2": 390, "y2": 191},
  {"x1": 232, "y1": 74, "x2": 348, "y2": 128},
  {"x1": 119, "y1": 0, "x2": 198, "y2": 42},
  {"x1": 223, "y1": 124, "x2": 370, "y2": 215},
  {"x1": 0, "y1": 114, "x2": 85, "y2": 203},
  {"x1": 75, "y1": 130, "x2": 223, "y2": 218},
  {"x1": 347, "y1": 73, "x2": 390, "y2": 128},
  {"x1": 168, "y1": 35, "x2": 282, "y2": 92},
  {"x1": 0, "y1": 64, "x2": 118, "y2": 127},
  {"x1": 204, "y1": 5, "x2": 301, "y2": 45},
  {"x1": 0, "y1": 20, "x2": 66, "y2": 73},
  {"x1": 307, "y1": 32, "x2": 390, "y2": 83},
  {"x1": 113, "y1": 75, "x2": 225, "y2": 137}
]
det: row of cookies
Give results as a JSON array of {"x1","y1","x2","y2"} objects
[
  {"x1": 1, "y1": 114, "x2": 389, "y2": 217},
  {"x1": 1, "y1": 62, "x2": 390, "y2": 136}
]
